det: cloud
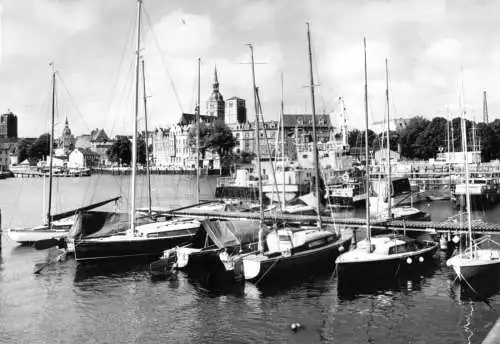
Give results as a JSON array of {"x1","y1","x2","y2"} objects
[{"x1": 2, "y1": 0, "x2": 500, "y2": 137}]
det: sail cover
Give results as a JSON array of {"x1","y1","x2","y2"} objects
[
  {"x1": 71, "y1": 211, "x2": 154, "y2": 239},
  {"x1": 202, "y1": 219, "x2": 264, "y2": 249},
  {"x1": 50, "y1": 196, "x2": 121, "y2": 222}
]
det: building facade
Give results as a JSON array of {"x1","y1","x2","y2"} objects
[
  {"x1": 75, "y1": 128, "x2": 113, "y2": 165},
  {"x1": 68, "y1": 148, "x2": 100, "y2": 168},
  {"x1": 0, "y1": 111, "x2": 18, "y2": 139},
  {"x1": 57, "y1": 118, "x2": 75, "y2": 156},
  {"x1": 225, "y1": 97, "x2": 246, "y2": 124}
]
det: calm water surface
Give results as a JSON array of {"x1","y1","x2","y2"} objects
[{"x1": 1, "y1": 174, "x2": 500, "y2": 344}]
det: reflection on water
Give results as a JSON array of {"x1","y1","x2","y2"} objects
[{"x1": 2, "y1": 176, "x2": 500, "y2": 343}]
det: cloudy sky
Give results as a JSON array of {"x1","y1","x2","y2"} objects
[{"x1": 0, "y1": 0, "x2": 499, "y2": 137}]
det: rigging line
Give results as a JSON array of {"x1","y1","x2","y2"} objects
[
  {"x1": 104, "y1": 9, "x2": 136, "y2": 131},
  {"x1": 56, "y1": 73, "x2": 92, "y2": 133},
  {"x1": 109, "y1": 56, "x2": 136, "y2": 135},
  {"x1": 143, "y1": 6, "x2": 184, "y2": 113}
]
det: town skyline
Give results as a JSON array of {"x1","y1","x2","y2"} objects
[{"x1": 1, "y1": 0, "x2": 499, "y2": 138}]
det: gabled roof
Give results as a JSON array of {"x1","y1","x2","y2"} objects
[
  {"x1": 74, "y1": 148, "x2": 100, "y2": 157},
  {"x1": 282, "y1": 114, "x2": 332, "y2": 128},
  {"x1": 90, "y1": 128, "x2": 110, "y2": 142},
  {"x1": 75, "y1": 135, "x2": 91, "y2": 148},
  {"x1": 178, "y1": 113, "x2": 218, "y2": 126}
]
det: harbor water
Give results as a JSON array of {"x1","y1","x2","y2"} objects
[{"x1": 1, "y1": 174, "x2": 500, "y2": 343}]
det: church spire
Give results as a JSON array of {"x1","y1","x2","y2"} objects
[{"x1": 213, "y1": 66, "x2": 219, "y2": 91}]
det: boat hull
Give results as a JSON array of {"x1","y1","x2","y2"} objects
[
  {"x1": 446, "y1": 249, "x2": 500, "y2": 281},
  {"x1": 241, "y1": 236, "x2": 352, "y2": 284},
  {"x1": 74, "y1": 235, "x2": 194, "y2": 263},
  {"x1": 7, "y1": 228, "x2": 69, "y2": 244},
  {"x1": 336, "y1": 242, "x2": 438, "y2": 287}
]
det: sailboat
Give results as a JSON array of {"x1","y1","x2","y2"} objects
[
  {"x1": 335, "y1": 47, "x2": 438, "y2": 285},
  {"x1": 149, "y1": 58, "x2": 261, "y2": 279},
  {"x1": 369, "y1": 79, "x2": 429, "y2": 222},
  {"x1": 239, "y1": 24, "x2": 352, "y2": 284},
  {"x1": 7, "y1": 65, "x2": 120, "y2": 245},
  {"x1": 72, "y1": 0, "x2": 201, "y2": 263},
  {"x1": 446, "y1": 84, "x2": 500, "y2": 281}
]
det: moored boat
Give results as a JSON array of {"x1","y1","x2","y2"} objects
[
  {"x1": 446, "y1": 240, "x2": 500, "y2": 281},
  {"x1": 336, "y1": 235, "x2": 438, "y2": 283},
  {"x1": 240, "y1": 226, "x2": 351, "y2": 283},
  {"x1": 8, "y1": 218, "x2": 74, "y2": 245},
  {"x1": 445, "y1": 89, "x2": 500, "y2": 282}
]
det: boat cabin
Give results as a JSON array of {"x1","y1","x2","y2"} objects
[
  {"x1": 357, "y1": 236, "x2": 419, "y2": 256},
  {"x1": 266, "y1": 228, "x2": 335, "y2": 255}
]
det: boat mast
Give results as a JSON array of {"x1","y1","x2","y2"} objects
[
  {"x1": 196, "y1": 58, "x2": 201, "y2": 204},
  {"x1": 363, "y1": 37, "x2": 371, "y2": 248},
  {"x1": 131, "y1": 0, "x2": 142, "y2": 234},
  {"x1": 47, "y1": 64, "x2": 56, "y2": 227},
  {"x1": 248, "y1": 44, "x2": 265, "y2": 252},
  {"x1": 385, "y1": 58, "x2": 391, "y2": 220},
  {"x1": 141, "y1": 59, "x2": 152, "y2": 215},
  {"x1": 280, "y1": 72, "x2": 286, "y2": 207},
  {"x1": 460, "y1": 70, "x2": 473, "y2": 253},
  {"x1": 306, "y1": 23, "x2": 322, "y2": 228}
]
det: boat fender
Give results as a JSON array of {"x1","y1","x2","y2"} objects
[
  {"x1": 452, "y1": 235, "x2": 460, "y2": 244},
  {"x1": 290, "y1": 323, "x2": 303, "y2": 331},
  {"x1": 406, "y1": 257, "x2": 412, "y2": 264},
  {"x1": 418, "y1": 256, "x2": 424, "y2": 263},
  {"x1": 338, "y1": 245, "x2": 345, "y2": 253}
]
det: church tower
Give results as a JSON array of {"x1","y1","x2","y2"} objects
[
  {"x1": 60, "y1": 117, "x2": 75, "y2": 155},
  {"x1": 206, "y1": 66, "x2": 225, "y2": 121}
]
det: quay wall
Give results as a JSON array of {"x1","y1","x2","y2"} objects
[{"x1": 91, "y1": 167, "x2": 222, "y2": 176}]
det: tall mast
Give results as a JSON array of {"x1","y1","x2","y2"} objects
[
  {"x1": 460, "y1": 69, "x2": 473, "y2": 251},
  {"x1": 280, "y1": 72, "x2": 286, "y2": 207},
  {"x1": 363, "y1": 37, "x2": 371, "y2": 248},
  {"x1": 306, "y1": 23, "x2": 322, "y2": 228},
  {"x1": 385, "y1": 58, "x2": 391, "y2": 220},
  {"x1": 130, "y1": 0, "x2": 142, "y2": 234},
  {"x1": 47, "y1": 64, "x2": 56, "y2": 227},
  {"x1": 248, "y1": 44, "x2": 265, "y2": 251},
  {"x1": 141, "y1": 59, "x2": 152, "y2": 215},
  {"x1": 196, "y1": 58, "x2": 201, "y2": 204}
]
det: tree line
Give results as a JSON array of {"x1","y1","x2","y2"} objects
[
  {"x1": 18, "y1": 115, "x2": 499, "y2": 169},
  {"x1": 348, "y1": 116, "x2": 500, "y2": 162}
]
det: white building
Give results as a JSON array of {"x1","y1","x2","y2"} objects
[{"x1": 68, "y1": 148, "x2": 100, "y2": 168}]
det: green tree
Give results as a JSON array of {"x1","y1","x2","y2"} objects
[
  {"x1": 188, "y1": 120, "x2": 237, "y2": 173},
  {"x1": 137, "y1": 135, "x2": 147, "y2": 165},
  {"x1": 348, "y1": 129, "x2": 377, "y2": 149},
  {"x1": 412, "y1": 117, "x2": 447, "y2": 159},
  {"x1": 477, "y1": 122, "x2": 498, "y2": 161},
  {"x1": 187, "y1": 122, "x2": 211, "y2": 159},
  {"x1": 398, "y1": 116, "x2": 430, "y2": 158},
  {"x1": 17, "y1": 138, "x2": 33, "y2": 164},
  {"x1": 106, "y1": 136, "x2": 131, "y2": 165},
  {"x1": 28, "y1": 133, "x2": 51, "y2": 163}
]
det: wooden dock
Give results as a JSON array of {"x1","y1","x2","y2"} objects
[
  {"x1": 11, "y1": 170, "x2": 91, "y2": 178},
  {"x1": 170, "y1": 208, "x2": 500, "y2": 234}
]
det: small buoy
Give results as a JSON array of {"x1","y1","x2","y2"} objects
[
  {"x1": 452, "y1": 235, "x2": 460, "y2": 244},
  {"x1": 290, "y1": 323, "x2": 302, "y2": 331},
  {"x1": 406, "y1": 257, "x2": 412, "y2": 264},
  {"x1": 418, "y1": 256, "x2": 424, "y2": 263},
  {"x1": 339, "y1": 246, "x2": 345, "y2": 253}
]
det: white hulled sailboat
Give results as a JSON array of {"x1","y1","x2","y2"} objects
[{"x1": 335, "y1": 48, "x2": 438, "y2": 286}]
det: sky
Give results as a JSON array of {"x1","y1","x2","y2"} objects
[{"x1": 0, "y1": 0, "x2": 499, "y2": 138}]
